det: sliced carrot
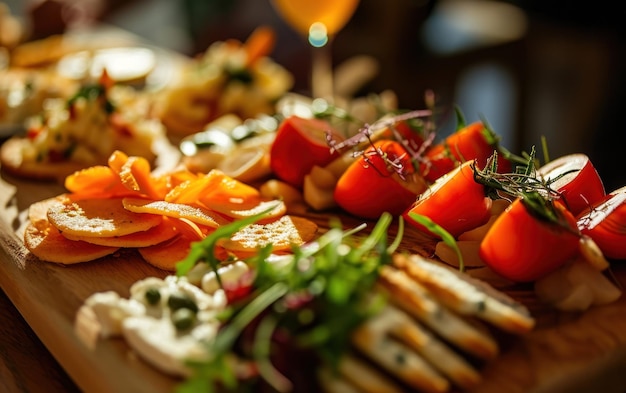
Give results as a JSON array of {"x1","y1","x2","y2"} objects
[
  {"x1": 244, "y1": 25, "x2": 276, "y2": 66},
  {"x1": 198, "y1": 170, "x2": 261, "y2": 205},
  {"x1": 64, "y1": 165, "x2": 133, "y2": 199},
  {"x1": 166, "y1": 170, "x2": 260, "y2": 207},
  {"x1": 108, "y1": 150, "x2": 129, "y2": 174},
  {"x1": 118, "y1": 155, "x2": 163, "y2": 199},
  {"x1": 165, "y1": 170, "x2": 224, "y2": 205}
]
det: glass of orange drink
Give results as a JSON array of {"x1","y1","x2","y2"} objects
[{"x1": 270, "y1": 0, "x2": 361, "y2": 100}]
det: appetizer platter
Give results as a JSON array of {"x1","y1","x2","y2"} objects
[{"x1": 1, "y1": 23, "x2": 626, "y2": 393}]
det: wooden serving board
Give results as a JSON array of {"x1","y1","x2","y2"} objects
[{"x1": 2, "y1": 166, "x2": 626, "y2": 393}]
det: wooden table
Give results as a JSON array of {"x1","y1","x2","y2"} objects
[{"x1": 3, "y1": 162, "x2": 626, "y2": 393}]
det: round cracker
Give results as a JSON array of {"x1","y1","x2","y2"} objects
[
  {"x1": 218, "y1": 215, "x2": 318, "y2": 252},
  {"x1": 62, "y1": 217, "x2": 179, "y2": 248},
  {"x1": 138, "y1": 234, "x2": 193, "y2": 271},
  {"x1": 122, "y1": 197, "x2": 227, "y2": 228},
  {"x1": 47, "y1": 197, "x2": 162, "y2": 237},
  {"x1": 28, "y1": 195, "x2": 67, "y2": 225},
  {"x1": 24, "y1": 220, "x2": 119, "y2": 264}
]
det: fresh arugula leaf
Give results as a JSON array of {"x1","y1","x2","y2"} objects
[{"x1": 407, "y1": 212, "x2": 465, "y2": 272}]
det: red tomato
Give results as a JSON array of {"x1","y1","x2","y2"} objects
[
  {"x1": 577, "y1": 185, "x2": 626, "y2": 260},
  {"x1": 378, "y1": 119, "x2": 425, "y2": 150},
  {"x1": 420, "y1": 121, "x2": 510, "y2": 183},
  {"x1": 403, "y1": 160, "x2": 492, "y2": 238},
  {"x1": 270, "y1": 116, "x2": 344, "y2": 188},
  {"x1": 537, "y1": 153, "x2": 606, "y2": 217},
  {"x1": 479, "y1": 197, "x2": 580, "y2": 282},
  {"x1": 334, "y1": 140, "x2": 427, "y2": 219}
]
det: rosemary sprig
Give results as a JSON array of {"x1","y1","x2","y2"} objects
[{"x1": 472, "y1": 148, "x2": 578, "y2": 233}]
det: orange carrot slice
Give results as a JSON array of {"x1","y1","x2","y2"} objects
[
  {"x1": 118, "y1": 155, "x2": 162, "y2": 199},
  {"x1": 245, "y1": 25, "x2": 276, "y2": 66},
  {"x1": 64, "y1": 165, "x2": 134, "y2": 199}
]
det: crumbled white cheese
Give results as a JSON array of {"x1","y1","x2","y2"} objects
[
  {"x1": 78, "y1": 271, "x2": 235, "y2": 377},
  {"x1": 201, "y1": 260, "x2": 250, "y2": 294},
  {"x1": 83, "y1": 291, "x2": 145, "y2": 338},
  {"x1": 122, "y1": 315, "x2": 219, "y2": 377}
]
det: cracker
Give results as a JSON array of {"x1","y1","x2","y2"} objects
[
  {"x1": 137, "y1": 234, "x2": 193, "y2": 271},
  {"x1": 47, "y1": 197, "x2": 162, "y2": 237},
  {"x1": 217, "y1": 215, "x2": 317, "y2": 253},
  {"x1": 122, "y1": 197, "x2": 227, "y2": 228},
  {"x1": 24, "y1": 220, "x2": 119, "y2": 264},
  {"x1": 63, "y1": 217, "x2": 178, "y2": 248},
  {"x1": 377, "y1": 305, "x2": 481, "y2": 389},
  {"x1": 318, "y1": 354, "x2": 404, "y2": 393},
  {"x1": 393, "y1": 253, "x2": 536, "y2": 335},
  {"x1": 378, "y1": 266, "x2": 499, "y2": 360},
  {"x1": 351, "y1": 306, "x2": 450, "y2": 393}
]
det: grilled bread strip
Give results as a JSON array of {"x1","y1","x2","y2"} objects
[
  {"x1": 378, "y1": 265, "x2": 499, "y2": 360},
  {"x1": 393, "y1": 253, "x2": 536, "y2": 335}
]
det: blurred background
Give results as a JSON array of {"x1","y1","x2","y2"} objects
[{"x1": 2, "y1": 0, "x2": 624, "y2": 191}]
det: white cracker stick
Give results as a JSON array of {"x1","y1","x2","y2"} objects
[
  {"x1": 378, "y1": 266, "x2": 499, "y2": 360},
  {"x1": 318, "y1": 367, "x2": 362, "y2": 393},
  {"x1": 393, "y1": 254, "x2": 536, "y2": 335},
  {"x1": 352, "y1": 305, "x2": 450, "y2": 393},
  {"x1": 382, "y1": 306, "x2": 482, "y2": 390},
  {"x1": 319, "y1": 354, "x2": 406, "y2": 393}
]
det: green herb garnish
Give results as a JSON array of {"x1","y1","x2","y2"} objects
[{"x1": 176, "y1": 213, "x2": 403, "y2": 392}]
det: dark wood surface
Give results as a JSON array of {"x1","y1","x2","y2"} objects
[{"x1": 0, "y1": 289, "x2": 80, "y2": 393}]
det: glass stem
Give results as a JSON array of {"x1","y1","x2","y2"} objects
[{"x1": 311, "y1": 40, "x2": 334, "y2": 100}]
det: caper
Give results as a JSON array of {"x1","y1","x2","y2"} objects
[
  {"x1": 167, "y1": 292, "x2": 199, "y2": 313},
  {"x1": 171, "y1": 308, "x2": 196, "y2": 331},
  {"x1": 145, "y1": 288, "x2": 161, "y2": 305}
]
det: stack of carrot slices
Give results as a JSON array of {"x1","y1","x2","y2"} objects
[{"x1": 23, "y1": 150, "x2": 318, "y2": 270}]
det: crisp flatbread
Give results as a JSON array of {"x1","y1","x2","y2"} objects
[
  {"x1": 393, "y1": 253, "x2": 536, "y2": 335},
  {"x1": 47, "y1": 197, "x2": 162, "y2": 237},
  {"x1": 24, "y1": 219, "x2": 119, "y2": 264}
]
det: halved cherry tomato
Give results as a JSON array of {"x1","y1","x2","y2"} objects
[
  {"x1": 334, "y1": 140, "x2": 427, "y2": 219},
  {"x1": 537, "y1": 153, "x2": 606, "y2": 216},
  {"x1": 479, "y1": 196, "x2": 580, "y2": 282},
  {"x1": 403, "y1": 160, "x2": 492, "y2": 238},
  {"x1": 377, "y1": 118, "x2": 425, "y2": 150},
  {"x1": 577, "y1": 185, "x2": 626, "y2": 260},
  {"x1": 420, "y1": 121, "x2": 510, "y2": 183},
  {"x1": 270, "y1": 116, "x2": 344, "y2": 188}
]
